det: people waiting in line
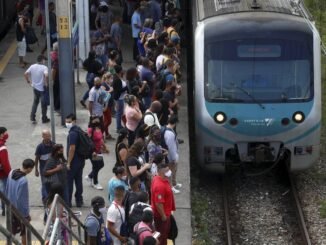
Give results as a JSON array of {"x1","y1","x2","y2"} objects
[{"x1": 6, "y1": 0, "x2": 185, "y2": 243}]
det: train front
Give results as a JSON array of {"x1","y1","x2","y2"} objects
[{"x1": 194, "y1": 13, "x2": 321, "y2": 173}]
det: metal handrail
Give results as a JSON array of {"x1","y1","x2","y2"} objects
[
  {"x1": 0, "y1": 191, "x2": 46, "y2": 245},
  {"x1": 42, "y1": 194, "x2": 86, "y2": 245}
]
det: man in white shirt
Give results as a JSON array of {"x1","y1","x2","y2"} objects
[
  {"x1": 24, "y1": 55, "x2": 49, "y2": 123},
  {"x1": 107, "y1": 185, "x2": 128, "y2": 245}
]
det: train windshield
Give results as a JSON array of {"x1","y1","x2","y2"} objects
[{"x1": 205, "y1": 36, "x2": 313, "y2": 103}]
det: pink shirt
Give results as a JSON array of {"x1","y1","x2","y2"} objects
[
  {"x1": 125, "y1": 106, "x2": 142, "y2": 131},
  {"x1": 87, "y1": 128, "x2": 103, "y2": 153},
  {"x1": 136, "y1": 222, "x2": 153, "y2": 245}
]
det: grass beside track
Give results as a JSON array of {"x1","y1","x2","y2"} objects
[{"x1": 191, "y1": 188, "x2": 211, "y2": 245}]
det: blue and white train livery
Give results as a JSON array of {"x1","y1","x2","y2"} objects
[{"x1": 192, "y1": 0, "x2": 322, "y2": 173}]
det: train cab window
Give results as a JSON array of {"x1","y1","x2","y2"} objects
[{"x1": 204, "y1": 34, "x2": 313, "y2": 103}]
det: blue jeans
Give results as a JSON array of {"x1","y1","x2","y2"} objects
[
  {"x1": 31, "y1": 88, "x2": 47, "y2": 121},
  {"x1": 0, "y1": 178, "x2": 7, "y2": 211},
  {"x1": 82, "y1": 73, "x2": 95, "y2": 101},
  {"x1": 67, "y1": 160, "x2": 85, "y2": 207},
  {"x1": 115, "y1": 99, "x2": 124, "y2": 131},
  {"x1": 39, "y1": 161, "x2": 48, "y2": 203}
]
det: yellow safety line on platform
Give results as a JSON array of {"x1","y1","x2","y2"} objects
[{"x1": 0, "y1": 40, "x2": 17, "y2": 75}]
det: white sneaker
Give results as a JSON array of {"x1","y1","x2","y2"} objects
[
  {"x1": 85, "y1": 175, "x2": 92, "y2": 186},
  {"x1": 92, "y1": 183, "x2": 103, "y2": 190},
  {"x1": 174, "y1": 183, "x2": 182, "y2": 189},
  {"x1": 172, "y1": 187, "x2": 180, "y2": 194}
]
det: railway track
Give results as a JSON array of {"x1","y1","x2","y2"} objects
[
  {"x1": 221, "y1": 168, "x2": 312, "y2": 244},
  {"x1": 287, "y1": 171, "x2": 312, "y2": 245},
  {"x1": 222, "y1": 176, "x2": 232, "y2": 245}
]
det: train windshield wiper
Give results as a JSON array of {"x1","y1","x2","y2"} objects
[{"x1": 230, "y1": 83, "x2": 265, "y2": 109}]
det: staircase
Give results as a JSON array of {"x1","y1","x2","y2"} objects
[{"x1": 0, "y1": 192, "x2": 86, "y2": 245}]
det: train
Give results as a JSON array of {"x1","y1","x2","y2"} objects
[
  {"x1": 190, "y1": 0, "x2": 322, "y2": 174},
  {"x1": 0, "y1": 0, "x2": 18, "y2": 40}
]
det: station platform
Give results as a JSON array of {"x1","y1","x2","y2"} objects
[{"x1": 0, "y1": 3, "x2": 191, "y2": 244}]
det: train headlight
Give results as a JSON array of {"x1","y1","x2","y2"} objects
[
  {"x1": 214, "y1": 112, "x2": 227, "y2": 124},
  {"x1": 292, "y1": 111, "x2": 305, "y2": 123}
]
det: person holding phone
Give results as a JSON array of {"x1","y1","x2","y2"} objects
[{"x1": 133, "y1": 209, "x2": 159, "y2": 245}]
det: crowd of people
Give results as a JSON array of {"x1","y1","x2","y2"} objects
[
  {"x1": 2, "y1": 0, "x2": 185, "y2": 244},
  {"x1": 82, "y1": 0, "x2": 184, "y2": 244}
]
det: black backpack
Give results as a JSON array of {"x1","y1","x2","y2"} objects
[
  {"x1": 128, "y1": 202, "x2": 151, "y2": 234},
  {"x1": 73, "y1": 127, "x2": 95, "y2": 159}
]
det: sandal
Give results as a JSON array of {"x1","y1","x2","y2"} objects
[{"x1": 19, "y1": 62, "x2": 28, "y2": 68}]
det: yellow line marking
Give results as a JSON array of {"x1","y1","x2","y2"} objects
[{"x1": 0, "y1": 40, "x2": 17, "y2": 75}]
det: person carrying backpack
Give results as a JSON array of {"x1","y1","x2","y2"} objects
[
  {"x1": 161, "y1": 115, "x2": 181, "y2": 194},
  {"x1": 85, "y1": 196, "x2": 112, "y2": 245},
  {"x1": 65, "y1": 114, "x2": 86, "y2": 208},
  {"x1": 80, "y1": 51, "x2": 104, "y2": 108},
  {"x1": 131, "y1": 210, "x2": 158, "y2": 245},
  {"x1": 143, "y1": 101, "x2": 162, "y2": 129},
  {"x1": 128, "y1": 192, "x2": 152, "y2": 234}
]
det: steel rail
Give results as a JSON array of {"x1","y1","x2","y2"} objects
[
  {"x1": 288, "y1": 173, "x2": 312, "y2": 245},
  {"x1": 222, "y1": 176, "x2": 232, "y2": 245}
]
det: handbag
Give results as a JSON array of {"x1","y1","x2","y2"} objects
[
  {"x1": 168, "y1": 214, "x2": 178, "y2": 241},
  {"x1": 25, "y1": 26, "x2": 38, "y2": 45}
]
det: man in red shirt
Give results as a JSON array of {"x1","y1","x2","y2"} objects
[
  {"x1": 151, "y1": 163, "x2": 176, "y2": 245},
  {"x1": 0, "y1": 127, "x2": 12, "y2": 216}
]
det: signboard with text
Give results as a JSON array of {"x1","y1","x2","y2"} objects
[{"x1": 58, "y1": 16, "x2": 70, "y2": 38}]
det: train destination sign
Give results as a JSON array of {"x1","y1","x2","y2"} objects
[{"x1": 238, "y1": 45, "x2": 281, "y2": 58}]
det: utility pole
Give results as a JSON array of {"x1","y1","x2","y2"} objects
[
  {"x1": 57, "y1": 0, "x2": 75, "y2": 125},
  {"x1": 44, "y1": 0, "x2": 55, "y2": 142}
]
